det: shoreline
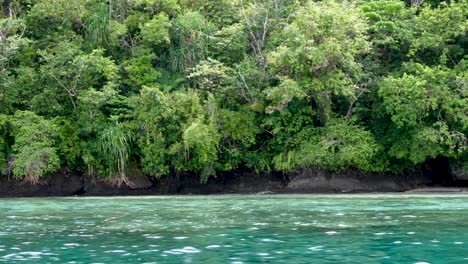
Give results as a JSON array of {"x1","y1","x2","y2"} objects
[
  {"x1": 3, "y1": 191, "x2": 468, "y2": 199},
  {"x1": 0, "y1": 167, "x2": 460, "y2": 198}
]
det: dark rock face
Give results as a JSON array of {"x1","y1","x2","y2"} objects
[
  {"x1": 285, "y1": 168, "x2": 421, "y2": 193},
  {"x1": 0, "y1": 168, "x2": 432, "y2": 197},
  {"x1": 0, "y1": 173, "x2": 84, "y2": 197}
]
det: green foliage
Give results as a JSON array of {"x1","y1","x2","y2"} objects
[
  {"x1": 2, "y1": 0, "x2": 467, "y2": 185},
  {"x1": 133, "y1": 86, "x2": 206, "y2": 178},
  {"x1": 122, "y1": 53, "x2": 160, "y2": 91},
  {"x1": 98, "y1": 122, "x2": 134, "y2": 186},
  {"x1": 187, "y1": 58, "x2": 233, "y2": 92},
  {"x1": 183, "y1": 121, "x2": 220, "y2": 181},
  {"x1": 38, "y1": 44, "x2": 118, "y2": 113},
  {"x1": 265, "y1": 78, "x2": 306, "y2": 114},
  {"x1": 11, "y1": 111, "x2": 60, "y2": 183},
  {"x1": 380, "y1": 62, "x2": 467, "y2": 165},
  {"x1": 217, "y1": 107, "x2": 260, "y2": 170},
  {"x1": 362, "y1": 0, "x2": 416, "y2": 68},
  {"x1": 168, "y1": 12, "x2": 215, "y2": 72},
  {"x1": 269, "y1": 0, "x2": 370, "y2": 125},
  {"x1": 140, "y1": 13, "x2": 171, "y2": 48},
  {"x1": 295, "y1": 118, "x2": 381, "y2": 172},
  {"x1": 411, "y1": 1, "x2": 468, "y2": 66},
  {"x1": 0, "y1": 115, "x2": 10, "y2": 174}
]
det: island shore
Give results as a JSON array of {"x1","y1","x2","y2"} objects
[{"x1": 2, "y1": 167, "x2": 461, "y2": 197}]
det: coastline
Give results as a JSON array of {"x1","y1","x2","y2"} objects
[{"x1": 0, "y1": 168, "x2": 441, "y2": 198}]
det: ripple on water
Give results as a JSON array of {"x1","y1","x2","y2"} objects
[
  {"x1": 261, "y1": 238, "x2": 284, "y2": 243},
  {"x1": 104, "y1": 250, "x2": 127, "y2": 253},
  {"x1": 143, "y1": 234, "x2": 162, "y2": 239},
  {"x1": 63, "y1": 243, "x2": 81, "y2": 247},
  {"x1": 137, "y1": 249, "x2": 160, "y2": 253},
  {"x1": 164, "y1": 247, "x2": 200, "y2": 254},
  {"x1": 205, "y1": 245, "x2": 222, "y2": 249},
  {"x1": 309, "y1": 246, "x2": 324, "y2": 251}
]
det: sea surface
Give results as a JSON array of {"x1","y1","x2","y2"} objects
[{"x1": 1, "y1": 194, "x2": 468, "y2": 263}]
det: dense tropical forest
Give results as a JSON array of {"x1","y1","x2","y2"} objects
[{"x1": 0, "y1": 0, "x2": 466, "y2": 186}]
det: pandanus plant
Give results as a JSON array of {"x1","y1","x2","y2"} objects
[{"x1": 98, "y1": 122, "x2": 134, "y2": 187}]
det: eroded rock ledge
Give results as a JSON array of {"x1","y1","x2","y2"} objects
[{"x1": 0, "y1": 168, "x2": 438, "y2": 197}]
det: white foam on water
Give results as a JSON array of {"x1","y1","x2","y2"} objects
[
  {"x1": 205, "y1": 245, "x2": 222, "y2": 249},
  {"x1": 174, "y1": 237, "x2": 189, "y2": 240},
  {"x1": 325, "y1": 231, "x2": 338, "y2": 235},
  {"x1": 411, "y1": 242, "x2": 423, "y2": 245},
  {"x1": 454, "y1": 242, "x2": 464, "y2": 245},
  {"x1": 164, "y1": 247, "x2": 201, "y2": 254},
  {"x1": 63, "y1": 243, "x2": 80, "y2": 247},
  {"x1": 138, "y1": 249, "x2": 160, "y2": 253},
  {"x1": 145, "y1": 235, "x2": 162, "y2": 239},
  {"x1": 104, "y1": 250, "x2": 127, "y2": 253},
  {"x1": 374, "y1": 232, "x2": 386, "y2": 236},
  {"x1": 258, "y1": 253, "x2": 269, "y2": 256},
  {"x1": 1, "y1": 253, "x2": 18, "y2": 259},
  {"x1": 430, "y1": 240, "x2": 439, "y2": 243},
  {"x1": 338, "y1": 224, "x2": 349, "y2": 228},
  {"x1": 261, "y1": 238, "x2": 284, "y2": 243},
  {"x1": 162, "y1": 250, "x2": 183, "y2": 256},
  {"x1": 253, "y1": 223, "x2": 269, "y2": 226},
  {"x1": 231, "y1": 262, "x2": 244, "y2": 264},
  {"x1": 414, "y1": 262, "x2": 430, "y2": 264},
  {"x1": 19, "y1": 252, "x2": 43, "y2": 256},
  {"x1": 393, "y1": 241, "x2": 402, "y2": 244},
  {"x1": 407, "y1": 232, "x2": 416, "y2": 235},
  {"x1": 309, "y1": 246, "x2": 324, "y2": 251}
]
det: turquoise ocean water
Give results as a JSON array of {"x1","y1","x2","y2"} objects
[{"x1": 1, "y1": 194, "x2": 467, "y2": 263}]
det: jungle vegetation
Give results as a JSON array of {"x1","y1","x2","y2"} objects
[{"x1": 0, "y1": 0, "x2": 466, "y2": 185}]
